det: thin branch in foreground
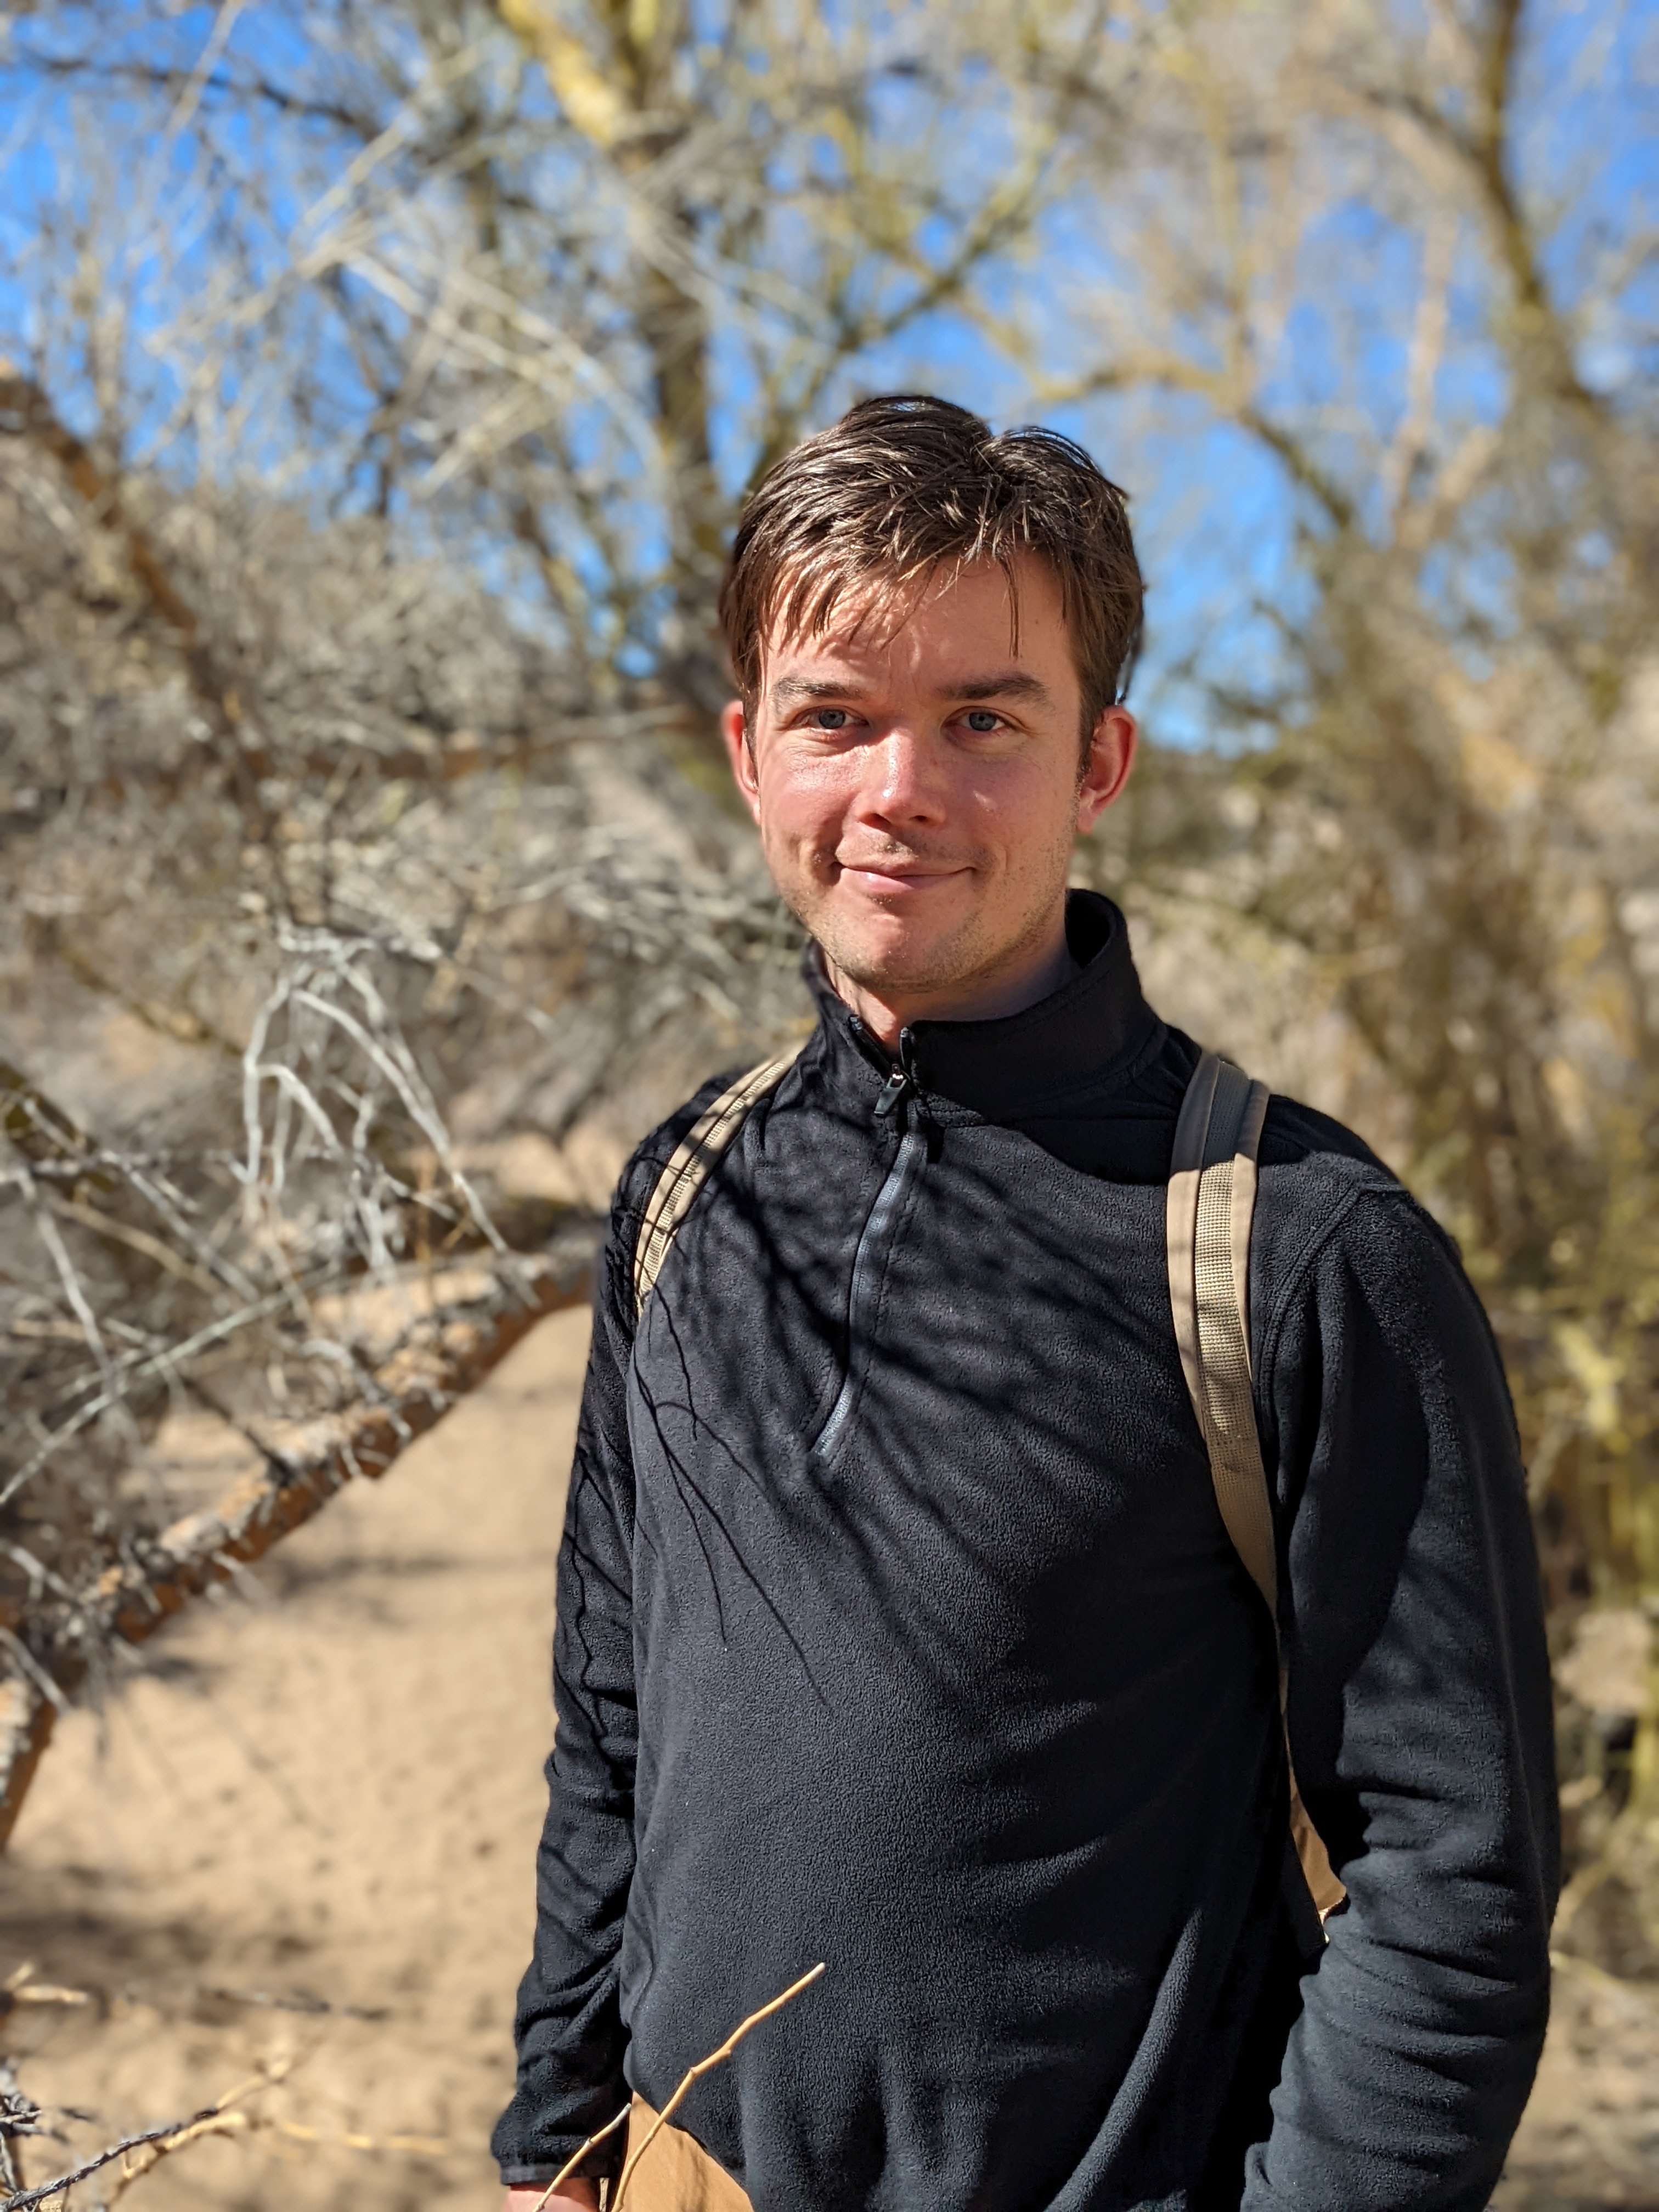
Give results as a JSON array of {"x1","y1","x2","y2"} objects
[
  {"x1": 0, "y1": 2066, "x2": 48, "y2": 2197},
  {"x1": 534, "y1": 2104, "x2": 631, "y2": 2209},
  {"x1": 535, "y1": 1962, "x2": 826, "y2": 2211},
  {"x1": 614, "y1": 1964, "x2": 826, "y2": 2208},
  {"x1": 0, "y1": 2066, "x2": 281, "y2": 2212}
]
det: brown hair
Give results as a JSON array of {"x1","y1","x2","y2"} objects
[{"x1": 718, "y1": 394, "x2": 1144, "y2": 730}]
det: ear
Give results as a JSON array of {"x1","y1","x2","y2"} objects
[
  {"x1": 1076, "y1": 706, "x2": 1137, "y2": 833},
  {"x1": 721, "y1": 698, "x2": 763, "y2": 824}
]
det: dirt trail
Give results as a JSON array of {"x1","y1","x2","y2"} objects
[
  {"x1": 3, "y1": 1305, "x2": 1656, "y2": 2209},
  {"x1": 4, "y1": 1306, "x2": 589, "y2": 2209}
]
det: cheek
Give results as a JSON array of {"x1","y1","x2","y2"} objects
[
  {"x1": 976, "y1": 760, "x2": 1077, "y2": 855},
  {"x1": 757, "y1": 757, "x2": 854, "y2": 855}
]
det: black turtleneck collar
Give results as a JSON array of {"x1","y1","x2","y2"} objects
[{"x1": 805, "y1": 889, "x2": 1162, "y2": 1122}]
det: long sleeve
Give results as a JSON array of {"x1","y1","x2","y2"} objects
[
  {"x1": 1245, "y1": 1183, "x2": 1560, "y2": 2210},
  {"x1": 492, "y1": 1193, "x2": 643, "y2": 2188}
]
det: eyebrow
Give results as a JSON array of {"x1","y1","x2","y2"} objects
[
  {"x1": 768, "y1": 670, "x2": 1053, "y2": 711},
  {"x1": 770, "y1": 676, "x2": 861, "y2": 708},
  {"x1": 950, "y1": 672, "x2": 1051, "y2": 705}
]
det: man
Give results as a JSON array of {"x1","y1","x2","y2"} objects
[{"x1": 494, "y1": 396, "x2": 1558, "y2": 2210}]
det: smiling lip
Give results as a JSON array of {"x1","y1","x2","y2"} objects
[{"x1": 836, "y1": 861, "x2": 968, "y2": 891}]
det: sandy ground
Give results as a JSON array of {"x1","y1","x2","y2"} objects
[
  {"x1": 3, "y1": 1305, "x2": 590, "y2": 2210},
  {"x1": 4, "y1": 1304, "x2": 1657, "y2": 2210}
]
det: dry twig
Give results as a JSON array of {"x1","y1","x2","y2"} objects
[
  {"x1": 535, "y1": 1962, "x2": 826, "y2": 2211},
  {"x1": 1, "y1": 2067, "x2": 281, "y2": 2212}
]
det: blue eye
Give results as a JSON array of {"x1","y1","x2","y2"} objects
[
  {"x1": 964, "y1": 710, "x2": 1001, "y2": 732},
  {"x1": 812, "y1": 708, "x2": 850, "y2": 730}
]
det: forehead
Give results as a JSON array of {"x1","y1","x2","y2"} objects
[{"x1": 759, "y1": 554, "x2": 1074, "y2": 692}]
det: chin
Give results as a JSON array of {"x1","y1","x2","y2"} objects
[{"x1": 819, "y1": 916, "x2": 980, "y2": 998}]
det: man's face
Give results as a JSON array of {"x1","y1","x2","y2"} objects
[{"x1": 720, "y1": 554, "x2": 1136, "y2": 1020}]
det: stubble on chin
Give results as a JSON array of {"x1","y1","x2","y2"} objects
[
  {"x1": 816, "y1": 912, "x2": 985, "y2": 1001},
  {"x1": 792, "y1": 867, "x2": 1070, "y2": 1007}
]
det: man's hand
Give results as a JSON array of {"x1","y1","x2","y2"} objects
[{"x1": 504, "y1": 2182, "x2": 600, "y2": 2209}]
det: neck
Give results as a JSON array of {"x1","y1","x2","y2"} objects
[{"x1": 822, "y1": 908, "x2": 1079, "y2": 1051}]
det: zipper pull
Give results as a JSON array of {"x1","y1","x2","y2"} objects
[
  {"x1": 873, "y1": 1028, "x2": 923, "y2": 1121},
  {"x1": 872, "y1": 1066, "x2": 910, "y2": 1120}
]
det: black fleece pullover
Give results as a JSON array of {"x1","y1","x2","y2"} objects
[{"x1": 494, "y1": 891, "x2": 1558, "y2": 2211}]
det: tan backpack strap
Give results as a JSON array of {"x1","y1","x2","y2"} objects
[
  {"x1": 631, "y1": 1047, "x2": 802, "y2": 1322},
  {"x1": 1168, "y1": 1051, "x2": 1346, "y2": 1920},
  {"x1": 1167, "y1": 1052, "x2": 1276, "y2": 1611}
]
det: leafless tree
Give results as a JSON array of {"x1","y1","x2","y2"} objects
[
  {"x1": 0, "y1": 0, "x2": 1084, "y2": 1842},
  {"x1": 1048, "y1": 0, "x2": 1659, "y2": 1961}
]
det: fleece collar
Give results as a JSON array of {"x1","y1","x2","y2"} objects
[{"x1": 805, "y1": 889, "x2": 1161, "y2": 1122}]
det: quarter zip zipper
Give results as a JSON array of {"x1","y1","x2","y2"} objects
[
  {"x1": 811, "y1": 1029, "x2": 927, "y2": 1462},
  {"x1": 872, "y1": 1066, "x2": 909, "y2": 1119}
]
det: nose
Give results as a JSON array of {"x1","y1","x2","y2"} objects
[{"x1": 853, "y1": 725, "x2": 947, "y2": 832}]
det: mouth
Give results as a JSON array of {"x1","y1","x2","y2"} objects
[{"x1": 834, "y1": 859, "x2": 969, "y2": 894}]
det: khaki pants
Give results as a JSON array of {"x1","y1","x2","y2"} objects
[{"x1": 614, "y1": 2097, "x2": 754, "y2": 2211}]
